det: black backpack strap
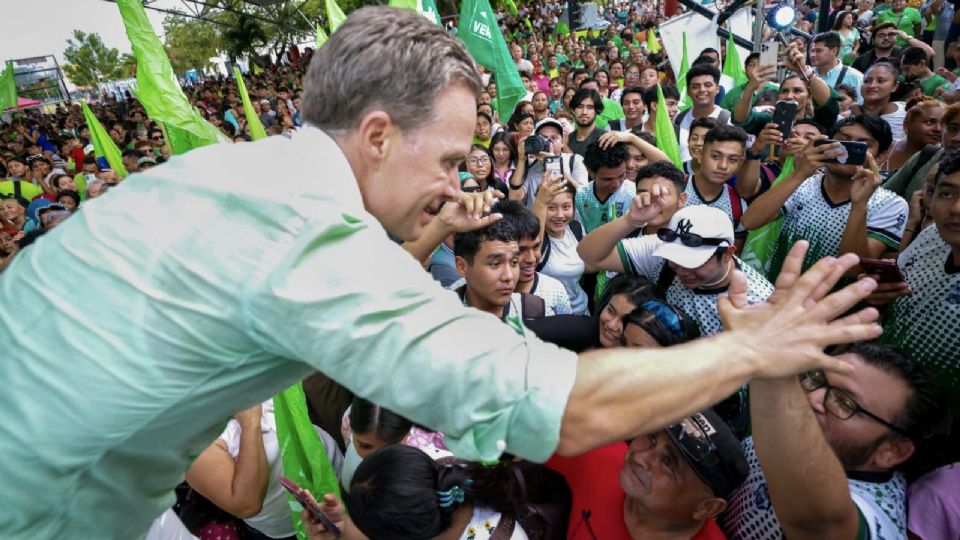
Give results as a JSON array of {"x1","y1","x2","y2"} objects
[
  {"x1": 656, "y1": 262, "x2": 676, "y2": 294},
  {"x1": 569, "y1": 220, "x2": 584, "y2": 241},
  {"x1": 536, "y1": 238, "x2": 551, "y2": 272},
  {"x1": 521, "y1": 292, "x2": 546, "y2": 319},
  {"x1": 835, "y1": 66, "x2": 848, "y2": 89}
]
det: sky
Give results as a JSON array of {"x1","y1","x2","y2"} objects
[{"x1": 0, "y1": 0, "x2": 180, "y2": 80}]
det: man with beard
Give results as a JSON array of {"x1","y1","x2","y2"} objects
[
  {"x1": 852, "y1": 22, "x2": 934, "y2": 74},
  {"x1": 568, "y1": 89, "x2": 607, "y2": 157},
  {"x1": 721, "y1": 342, "x2": 950, "y2": 540},
  {"x1": 741, "y1": 114, "x2": 908, "y2": 278}
]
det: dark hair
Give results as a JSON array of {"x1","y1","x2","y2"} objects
[
  {"x1": 583, "y1": 140, "x2": 629, "y2": 173},
  {"x1": 570, "y1": 88, "x2": 604, "y2": 114},
  {"x1": 900, "y1": 46, "x2": 931, "y2": 67},
  {"x1": 689, "y1": 116, "x2": 719, "y2": 133},
  {"x1": 692, "y1": 55, "x2": 716, "y2": 67},
  {"x1": 578, "y1": 77, "x2": 599, "y2": 89},
  {"x1": 121, "y1": 148, "x2": 145, "y2": 160},
  {"x1": 496, "y1": 200, "x2": 540, "y2": 241},
  {"x1": 703, "y1": 124, "x2": 749, "y2": 150},
  {"x1": 635, "y1": 160, "x2": 686, "y2": 192},
  {"x1": 685, "y1": 64, "x2": 721, "y2": 86},
  {"x1": 794, "y1": 119, "x2": 827, "y2": 134},
  {"x1": 866, "y1": 60, "x2": 901, "y2": 81},
  {"x1": 633, "y1": 130, "x2": 656, "y2": 146},
  {"x1": 834, "y1": 113, "x2": 893, "y2": 154},
  {"x1": 453, "y1": 218, "x2": 519, "y2": 263},
  {"x1": 508, "y1": 112, "x2": 535, "y2": 133},
  {"x1": 935, "y1": 147, "x2": 960, "y2": 186},
  {"x1": 476, "y1": 111, "x2": 493, "y2": 126},
  {"x1": 642, "y1": 85, "x2": 680, "y2": 106},
  {"x1": 623, "y1": 301, "x2": 701, "y2": 346},
  {"x1": 872, "y1": 21, "x2": 897, "y2": 34},
  {"x1": 745, "y1": 52, "x2": 759, "y2": 66},
  {"x1": 57, "y1": 190, "x2": 81, "y2": 209},
  {"x1": 843, "y1": 342, "x2": 952, "y2": 478},
  {"x1": 619, "y1": 86, "x2": 646, "y2": 105},
  {"x1": 836, "y1": 83, "x2": 858, "y2": 102},
  {"x1": 349, "y1": 398, "x2": 412, "y2": 445},
  {"x1": 53, "y1": 174, "x2": 73, "y2": 191},
  {"x1": 812, "y1": 31, "x2": 842, "y2": 52},
  {"x1": 699, "y1": 47, "x2": 720, "y2": 59},
  {"x1": 832, "y1": 10, "x2": 858, "y2": 30},
  {"x1": 594, "y1": 273, "x2": 658, "y2": 317},
  {"x1": 489, "y1": 131, "x2": 518, "y2": 164}
]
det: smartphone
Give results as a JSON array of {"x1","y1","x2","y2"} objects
[
  {"x1": 279, "y1": 477, "x2": 341, "y2": 536},
  {"x1": 544, "y1": 155, "x2": 561, "y2": 175},
  {"x1": 84, "y1": 174, "x2": 97, "y2": 183},
  {"x1": 813, "y1": 139, "x2": 868, "y2": 166},
  {"x1": 771, "y1": 101, "x2": 798, "y2": 143},
  {"x1": 759, "y1": 39, "x2": 779, "y2": 68},
  {"x1": 859, "y1": 258, "x2": 907, "y2": 284}
]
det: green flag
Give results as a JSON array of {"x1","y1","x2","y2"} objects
[
  {"x1": 389, "y1": 0, "x2": 442, "y2": 26},
  {"x1": 0, "y1": 61, "x2": 16, "y2": 111},
  {"x1": 740, "y1": 157, "x2": 794, "y2": 278},
  {"x1": 116, "y1": 0, "x2": 226, "y2": 154},
  {"x1": 388, "y1": 0, "x2": 418, "y2": 7},
  {"x1": 646, "y1": 29, "x2": 660, "y2": 53},
  {"x1": 275, "y1": 383, "x2": 342, "y2": 540},
  {"x1": 677, "y1": 32, "x2": 691, "y2": 111},
  {"x1": 722, "y1": 30, "x2": 748, "y2": 87},
  {"x1": 504, "y1": 0, "x2": 519, "y2": 16},
  {"x1": 459, "y1": 0, "x2": 526, "y2": 121},
  {"x1": 655, "y1": 84, "x2": 682, "y2": 169},
  {"x1": 233, "y1": 67, "x2": 267, "y2": 141},
  {"x1": 80, "y1": 102, "x2": 128, "y2": 179},
  {"x1": 557, "y1": 21, "x2": 570, "y2": 36},
  {"x1": 315, "y1": 23, "x2": 328, "y2": 48},
  {"x1": 325, "y1": 0, "x2": 347, "y2": 32}
]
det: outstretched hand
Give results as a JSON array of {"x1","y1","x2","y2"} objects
[
  {"x1": 719, "y1": 241, "x2": 882, "y2": 379},
  {"x1": 438, "y1": 190, "x2": 504, "y2": 233}
]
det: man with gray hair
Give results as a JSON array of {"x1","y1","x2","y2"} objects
[{"x1": 0, "y1": 7, "x2": 883, "y2": 538}]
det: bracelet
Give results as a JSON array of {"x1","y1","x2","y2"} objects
[
  {"x1": 745, "y1": 150, "x2": 764, "y2": 160},
  {"x1": 509, "y1": 182, "x2": 525, "y2": 190},
  {"x1": 905, "y1": 227, "x2": 918, "y2": 234}
]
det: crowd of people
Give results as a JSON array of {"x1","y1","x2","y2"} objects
[{"x1": 2, "y1": 0, "x2": 960, "y2": 539}]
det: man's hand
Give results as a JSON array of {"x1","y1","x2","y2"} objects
[
  {"x1": 795, "y1": 135, "x2": 839, "y2": 177},
  {"x1": 719, "y1": 240, "x2": 882, "y2": 379},
  {"x1": 783, "y1": 128, "x2": 810, "y2": 158},
  {"x1": 438, "y1": 190, "x2": 504, "y2": 233},
  {"x1": 752, "y1": 122, "x2": 784, "y2": 153},
  {"x1": 598, "y1": 130, "x2": 635, "y2": 149},
  {"x1": 785, "y1": 42, "x2": 808, "y2": 75},
  {"x1": 747, "y1": 63, "x2": 777, "y2": 89},
  {"x1": 850, "y1": 152, "x2": 881, "y2": 206},
  {"x1": 625, "y1": 183, "x2": 670, "y2": 228},
  {"x1": 862, "y1": 279, "x2": 912, "y2": 306},
  {"x1": 907, "y1": 188, "x2": 926, "y2": 229}
]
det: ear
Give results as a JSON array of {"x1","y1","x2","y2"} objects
[
  {"x1": 677, "y1": 192, "x2": 688, "y2": 208},
  {"x1": 355, "y1": 110, "x2": 400, "y2": 172},
  {"x1": 723, "y1": 245, "x2": 737, "y2": 261},
  {"x1": 455, "y1": 255, "x2": 470, "y2": 278},
  {"x1": 873, "y1": 437, "x2": 915, "y2": 470},
  {"x1": 692, "y1": 497, "x2": 728, "y2": 520}
]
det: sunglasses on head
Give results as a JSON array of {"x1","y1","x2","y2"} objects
[
  {"x1": 657, "y1": 227, "x2": 729, "y2": 248},
  {"x1": 638, "y1": 300, "x2": 685, "y2": 336}
]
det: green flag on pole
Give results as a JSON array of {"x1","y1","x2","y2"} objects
[
  {"x1": 740, "y1": 157, "x2": 794, "y2": 278},
  {"x1": 0, "y1": 61, "x2": 16, "y2": 111},
  {"x1": 677, "y1": 32, "x2": 691, "y2": 111},
  {"x1": 459, "y1": 0, "x2": 526, "y2": 121},
  {"x1": 80, "y1": 102, "x2": 128, "y2": 179},
  {"x1": 233, "y1": 67, "x2": 267, "y2": 141},
  {"x1": 389, "y1": 0, "x2": 442, "y2": 26},
  {"x1": 315, "y1": 23, "x2": 328, "y2": 48},
  {"x1": 388, "y1": 0, "x2": 418, "y2": 8},
  {"x1": 116, "y1": 0, "x2": 226, "y2": 154},
  {"x1": 646, "y1": 29, "x2": 660, "y2": 53},
  {"x1": 325, "y1": 0, "x2": 347, "y2": 32},
  {"x1": 722, "y1": 30, "x2": 748, "y2": 87},
  {"x1": 275, "y1": 383, "x2": 342, "y2": 540},
  {"x1": 504, "y1": 0, "x2": 519, "y2": 16},
  {"x1": 557, "y1": 21, "x2": 570, "y2": 36},
  {"x1": 655, "y1": 84, "x2": 682, "y2": 169}
]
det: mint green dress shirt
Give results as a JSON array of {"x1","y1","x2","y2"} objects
[{"x1": 0, "y1": 126, "x2": 578, "y2": 538}]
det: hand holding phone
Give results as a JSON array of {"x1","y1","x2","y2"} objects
[
  {"x1": 771, "y1": 101, "x2": 798, "y2": 144},
  {"x1": 859, "y1": 258, "x2": 907, "y2": 284},
  {"x1": 280, "y1": 477, "x2": 341, "y2": 537},
  {"x1": 759, "y1": 39, "x2": 779, "y2": 69},
  {"x1": 812, "y1": 139, "x2": 868, "y2": 166}
]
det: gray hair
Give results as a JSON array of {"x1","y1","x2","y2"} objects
[{"x1": 301, "y1": 7, "x2": 482, "y2": 136}]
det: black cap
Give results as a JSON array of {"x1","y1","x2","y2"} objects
[{"x1": 665, "y1": 408, "x2": 748, "y2": 499}]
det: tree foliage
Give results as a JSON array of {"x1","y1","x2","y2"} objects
[
  {"x1": 62, "y1": 31, "x2": 126, "y2": 87},
  {"x1": 163, "y1": 15, "x2": 224, "y2": 73}
]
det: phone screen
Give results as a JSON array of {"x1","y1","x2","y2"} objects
[{"x1": 860, "y1": 258, "x2": 906, "y2": 284}]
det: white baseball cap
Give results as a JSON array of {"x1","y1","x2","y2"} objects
[{"x1": 652, "y1": 206, "x2": 735, "y2": 269}]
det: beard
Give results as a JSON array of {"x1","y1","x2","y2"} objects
[{"x1": 827, "y1": 432, "x2": 889, "y2": 471}]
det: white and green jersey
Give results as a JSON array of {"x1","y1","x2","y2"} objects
[
  {"x1": 574, "y1": 180, "x2": 636, "y2": 233},
  {"x1": 530, "y1": 272, "x2": 573, "y2": 315},
  {"x1": 882, "y1": 225, "x2": 960, "y2": 407},
  {"x1": 616, "y1": 235, "x2": 774, "y2": 335},
  {"x1": 768, "y1": 174, "x2": 909, "y2": 279},
  {"x1": 683, "y1": 177, "x2": 749, "y2": 238},
  {"x1": 721, "y1": 436, "x2": 908, "y2": 540}
]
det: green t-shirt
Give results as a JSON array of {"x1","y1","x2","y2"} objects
[
  {"x1": 918, "y1": 73, "x2": 949, "y2": 96},
  {"x1": 876, "y1": 7, "x2": 923, "y2": 44},
  {"x1": 721, "y1": 82, "x2": 780, "y2": 114},
  {"x1": 595, "y1": 97, "x2": 625, "y2": 129},
  {"x1": 0, "y1": 180, "x2": 44, "y2": 202}
]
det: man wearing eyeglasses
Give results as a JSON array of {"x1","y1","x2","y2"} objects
[
  {"x1": 548, "y1": 408, "x2": 748, "y2": 540},
  {"x1": 851, "y1": 22, "x2": 935, "y2": 74},
  {"x1": 580, "y1": 204, "x2": 773, "y2": 336},
  {"x1": 508, "y1": 118, "x2": 588, "y2": 209},
  {"x1": 721, "y1": 342, "x2": 951, "y2": 540}
]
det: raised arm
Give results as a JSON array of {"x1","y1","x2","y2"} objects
[
  {"x1": 837, "y1": 153, "x2": 891, "y2": 260},
  {"x1": 735, "y1": 63, "x2": 776, "y2": 124},
  {"x1": 402, "y1": 191, "x2": 503, "y2": 265},
  {"x1": 576, "y1": 184, "x2": 668, "y2": 271}
]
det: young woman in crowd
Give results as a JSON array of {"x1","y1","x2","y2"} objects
[
  {"x1": 473, "y1": 112, "x2": 494, "y2": 149},
  {"x1": 533, "y1": 178, "x2": 591, "y2": 315},
  {"x1": 834, "y1": 10, "x2": 861, "y2": 64},
  {"x1": 851, "y1": 62, "x2": 907, "y2": 140},
  {"x1": 883, "y1": 97, "x2": 945, "y2": 175},
  {"x1": 464, "y1": 145, "x2": 507, "y2": 194},
  {"x1": 489, "y1": 131, "x2": 517, "y2": 187}
]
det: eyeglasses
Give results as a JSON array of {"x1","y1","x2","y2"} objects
[
  {"x1": 151, "y1": 136, "x2": 163, "y2": 141},
  {"x1": 876, "y1": 32, "x2": 898, "y2": 39},
  {"x1": 638, "y1": 300, "x2": 685, "y2": 336},
  {"x1": 466, "y1": 157, "x2": 491, "y2": 165},
  {"x1": 668, "y1": 417, "x2": 720, "y2": 467},
  {"x1": 657, "y1": 224, "x2": 729, "y2": 248},
  {"x1": 800, "y1": 370, "x2": 911, "y2": 438},
  {"x1": 461, "y1": 185, "x2": 482, "y2": 193}
]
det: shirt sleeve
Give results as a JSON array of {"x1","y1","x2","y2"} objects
[
  {"x1": 243, "y1": 219, "x2": 579, "y2": 464},
  {"x1": 866, "y1": 194, "x2": 909, "y2": 250},
  {"x1": 570, "y1": 154, "x2": 589, "y2": 188},
  {"x1": 616, "y1": 235, "x2": 663, "y2": 279}
]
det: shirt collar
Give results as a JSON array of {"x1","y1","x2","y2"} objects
[{"x1": 289, "y1": 124, "x2": 367, "y2": 217}]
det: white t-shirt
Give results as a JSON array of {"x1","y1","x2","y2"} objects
[
  {"x1": 540, "y1": 226, "x2": 590, "y2": 315},
  {"x1": 721, "y1": 436, "x2": 908, "y2": 540},
  {"x1": 617, "y1": 235, "x2": 773, "y2": 335},
  {"x1": 883, "y1": 102, "x2": 908, "y2": 142},
  {"x1": 677, "y1": 106, "x2": 732, "y2": 162},
  {"x1": 530, "y1": 272, "x2": 573, "y2": 315},
  {"x1": 219, "y1": 400, "x2": 344, "y2": 539},
  {"x1": 459, "y1": 507, "x2": 530, "y2": 540}
]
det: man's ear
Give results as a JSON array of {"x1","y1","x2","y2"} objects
[
  {"x1": 455, "y1": 255, "x2": 469, "y2": 278},
  {"x1": 692, "y1": 497, "x2": 728, "y2": 520},
  {"x1": 355, "y1": 110, "x2": 400, "y2": 172},
  {"x1": 873, "y1": 437, "x2": 915, "y2": 470}
]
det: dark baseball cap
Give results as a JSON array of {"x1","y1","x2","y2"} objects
[{"x1": 665, "y1": 408, "x2": 748, "y2": 499}]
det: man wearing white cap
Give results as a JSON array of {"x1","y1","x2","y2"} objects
[
  {"x1": 509, "y1": 117, "x2": 589, "y2": 209},
  {"x1": 579, "y1": 199, "x2": 773, "y2": 336}
]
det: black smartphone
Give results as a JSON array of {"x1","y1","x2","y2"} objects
[
  {"x1": 772, "y1": 101, "x2": 798, "y2": 143},
  {"x1": 813, "y1": 139, "x2": 868, "y2": 166},
  {"x1": 859, "y1": 258, "x2": 907, "y2": 284},
  {"x1": 279, "y1": 477, "x2": 341, "y2": 537}
]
